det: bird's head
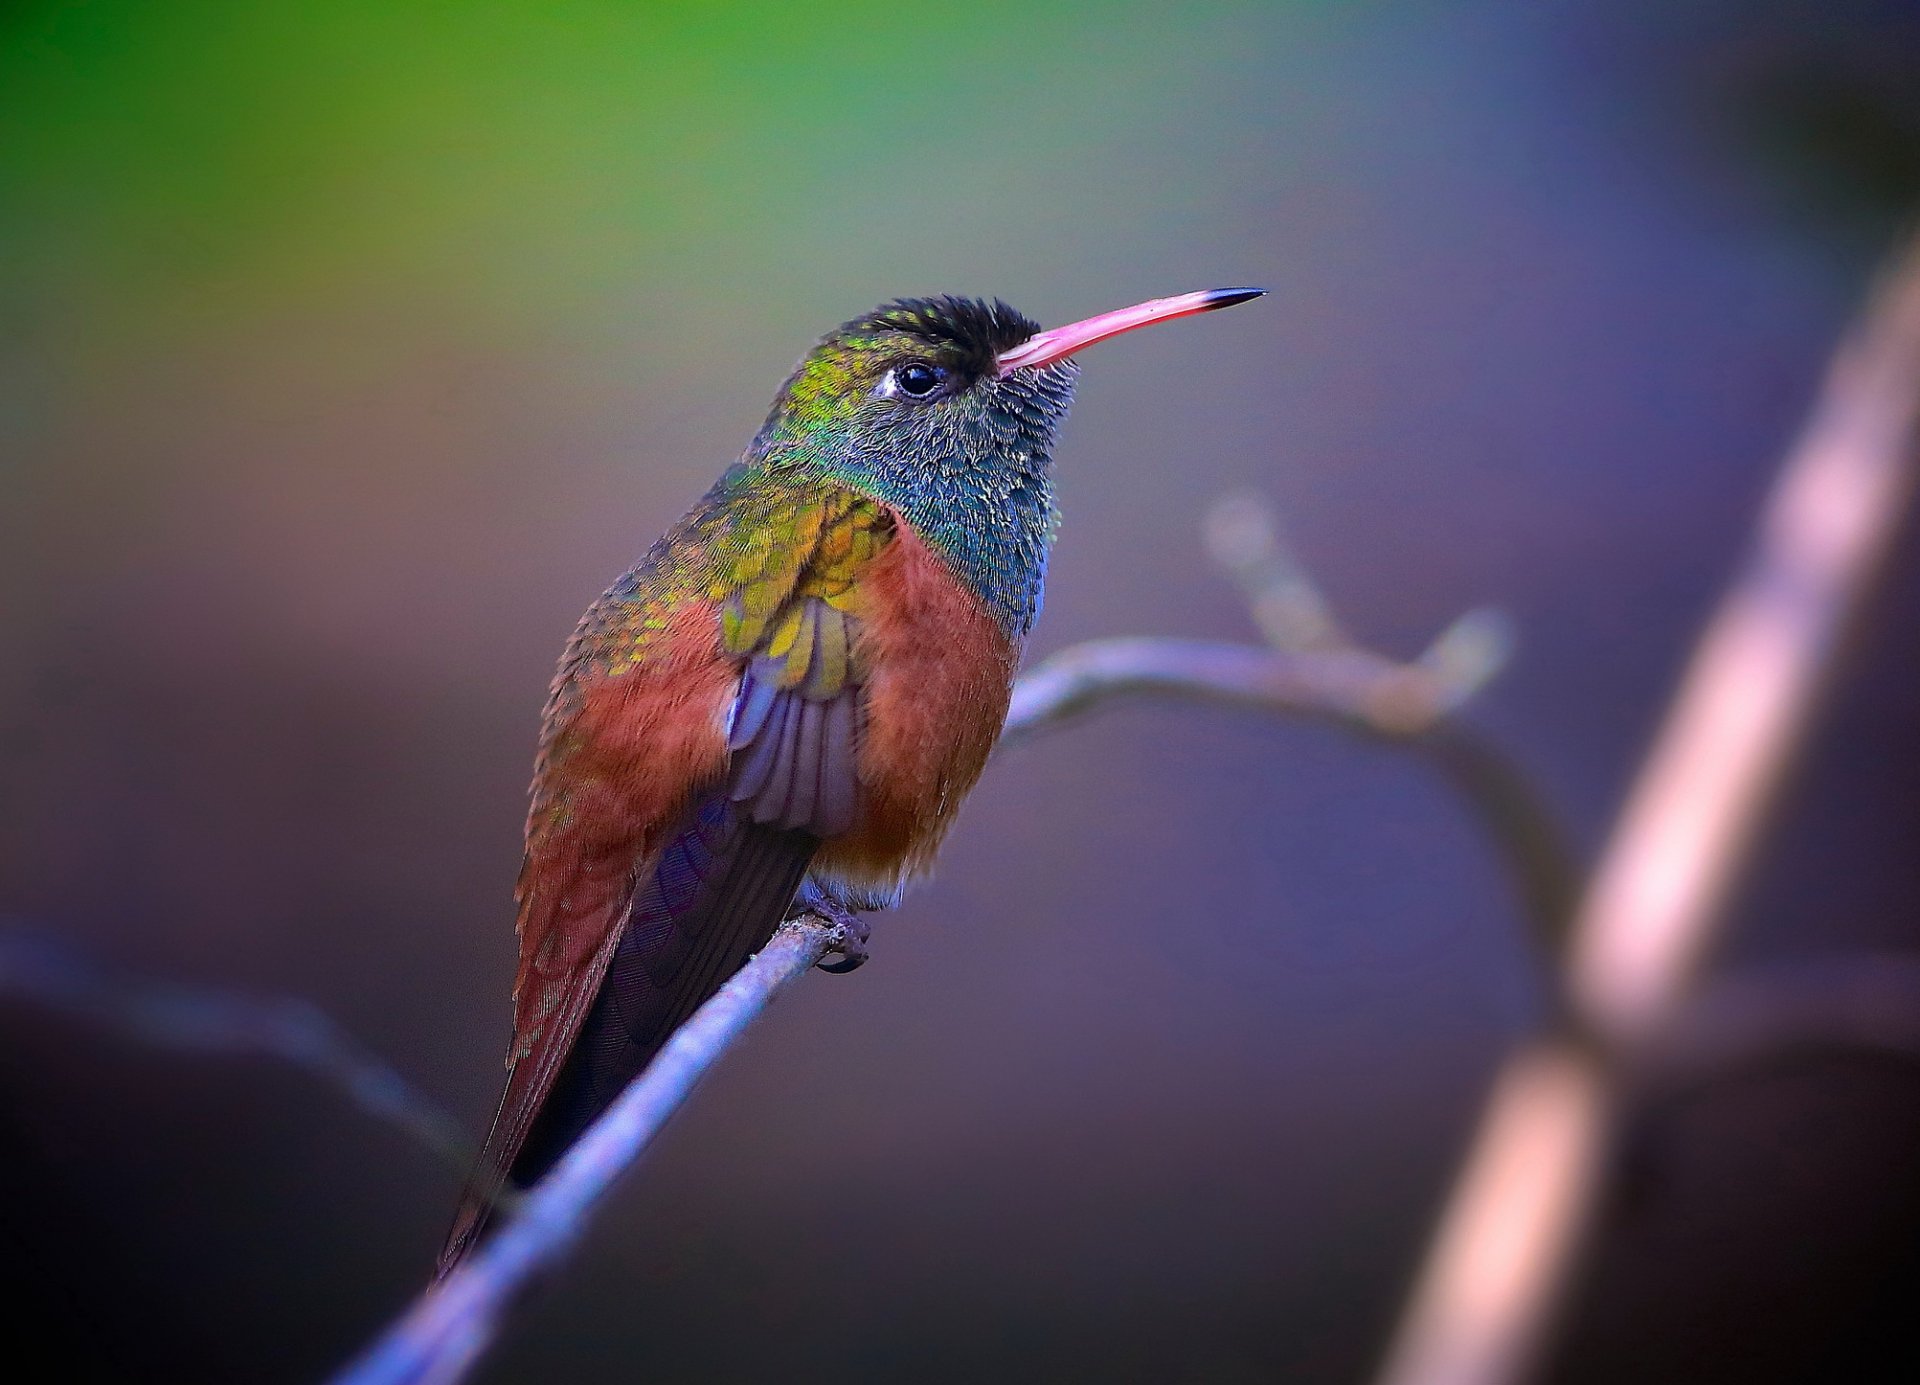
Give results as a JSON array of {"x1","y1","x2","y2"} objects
[
  {"x1": 748, "y1": 288, "x2": 1262, "y2": 638},
  {"x1": 753, "y1": 288, "x2": 1263, "y2": 493}
]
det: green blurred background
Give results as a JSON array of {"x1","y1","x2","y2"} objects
[{"x1": 5, "y1": 2, "x2": 1920, "y2": 1381}]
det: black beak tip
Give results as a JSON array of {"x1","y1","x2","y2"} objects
[{"x1": 1204, "y1": 287, "x2": 1267, "y2": 311}]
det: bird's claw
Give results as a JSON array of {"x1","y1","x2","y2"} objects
[
  {"x1": 817, "y1": 909, "x2": 871, "y2": 974},
  {"x1": 789, "y1": 882, "x2": 874, "y2": 974}
]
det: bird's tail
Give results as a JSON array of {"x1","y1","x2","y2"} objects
[{"x1": 434, "y1": 798, "x2": 816, "y2": 1281}]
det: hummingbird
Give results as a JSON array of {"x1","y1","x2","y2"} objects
[{"x1": 436, "y1": 287, "x2": 1264, "y2": 1277}]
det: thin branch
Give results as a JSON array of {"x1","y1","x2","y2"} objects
[
  {"x1": 331, "y1": 915, "x2": 841, "y2": 1385},
  {"x1": 1002, "y1": 629, "x2": 1581, "y2": 958},
  {"x1": 1374, "y1": 231, "x2": 1920, "y2": 1385},
  {"x1": 0, "y1": 925, "x2": 476, "y2": 1180},
  {"x1": 1004, "y1": 635, "x2": 1469, "y2": 740}
]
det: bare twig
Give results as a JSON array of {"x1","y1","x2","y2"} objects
[
  {"x1": 331, "y1": 915, "x2": 841, "y2": 1385},
  {"x1": 1009, "y1": 492, "x2": 1516, "y2": 745},
  {"x1": 1003, "y1": 594, "x2": 1579, "y2": 954},
  {"x1": 1004, "y1": 635, "x2": 1473, "y2": 740},
  {"x1": 1374, "y1": 232, "x2": 1920, "y2": 1385},
  {"x1": 0, "y1": 925, "x2": 476, "y2": 1180}
]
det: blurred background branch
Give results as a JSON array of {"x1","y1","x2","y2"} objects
[
  {"x1": 1373, "y1": 228, "x2": 1920, "y2": 1385},
  {"x1": 0, "y1": 924, "x2": 478, "y2": 1183}
]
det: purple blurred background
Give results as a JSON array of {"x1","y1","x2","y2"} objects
[{"x1": 4, "y1": 2, "x2": 1919, "y2": 1380}]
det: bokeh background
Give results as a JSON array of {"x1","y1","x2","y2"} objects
[{"x1": 5, "y1": 2, "x2": 1920, "y2": 1381}]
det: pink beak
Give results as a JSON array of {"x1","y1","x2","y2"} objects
[{"x1": 996, "y1": 287, "x2": 1264, "y2": 376}]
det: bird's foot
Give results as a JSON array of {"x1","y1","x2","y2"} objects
[
  {"x1": 790, "y1": 883, "x2": 873, "y2": 974},
  {"x1": 817, "y1": 910, "x2": 871, "y2": 974}
]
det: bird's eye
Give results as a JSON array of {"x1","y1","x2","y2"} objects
[{"x1": 893, "y1": 362, "x2": 944, "y2": 398}]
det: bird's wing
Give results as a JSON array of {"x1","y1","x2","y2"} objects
[{"x1": 435, "y1": 486, "x2": 891, "y2": 1277}]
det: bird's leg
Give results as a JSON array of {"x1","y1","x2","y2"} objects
[{"x1": 789, "y1": 877, "x2": 875, "y2": 974}]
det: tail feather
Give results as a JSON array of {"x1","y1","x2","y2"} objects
[
  {"x1": 434, "y1": 797, "x2": 815, "y2": 1280},
  {"x1": 434, "y1": 916, "x2": 626, "y2": 1280},
  {"x1": 514, "y1": 802, "x2": 816, "y2": 1181}
]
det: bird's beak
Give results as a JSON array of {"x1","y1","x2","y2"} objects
[{"x1": 995, "y1": 287, "x2": 1265, "y2": 376}]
